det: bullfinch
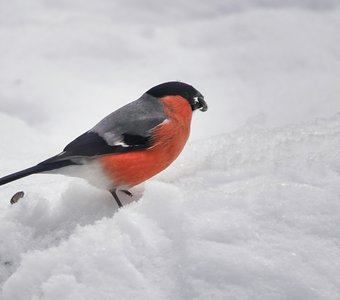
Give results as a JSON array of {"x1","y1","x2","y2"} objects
[{"x1": 0, "y1": 81, "x2": 208, "y2": 207}]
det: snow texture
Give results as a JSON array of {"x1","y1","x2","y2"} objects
[{"x1": 1, "y1": 1, "x2": 340, "y2": 299}]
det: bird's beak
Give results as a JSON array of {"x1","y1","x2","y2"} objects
[
  {"x1": 193, "y1": 94, "x2": 208, "y2": 112},
  {"x1": 198, "y1": 96, "x2": 208, "y2": 112}
]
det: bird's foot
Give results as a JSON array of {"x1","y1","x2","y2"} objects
[
  {"x1": 121, "y1": 190, "x2": 133, "y2": 197},
  {"x1": 109, "y1": 189, "x2": 133, "y2": 208}
]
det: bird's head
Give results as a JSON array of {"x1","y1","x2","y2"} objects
[{"x1": 146, "y1": 81, "x2": 208, "y2": 112}]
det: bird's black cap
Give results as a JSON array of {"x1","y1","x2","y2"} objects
[{"x1": 146, "y1": 81, "x2": 208, "y2": 112}]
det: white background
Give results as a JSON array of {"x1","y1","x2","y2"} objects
[{"x1": 0, "y1": 1, "x2": 340, "y2": 299}]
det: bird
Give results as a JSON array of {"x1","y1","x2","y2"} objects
[{"x1": 0, "y1": 81, "x2": 208, "y2": 207}]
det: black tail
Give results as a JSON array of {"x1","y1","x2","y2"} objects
[{"x1": 0, "y1": 160, "x2": 77, "y2": 186}]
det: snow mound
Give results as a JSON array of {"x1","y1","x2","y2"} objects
[{"x1": 1, "y1": 114, "x2": 340, "y2": 299}]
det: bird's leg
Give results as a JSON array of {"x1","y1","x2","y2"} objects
[
  {"x1": 109, "y1": 189, "x2": 123, "y2": 208},
  {"x1": 121, "y1": 190, "x2": 133, "y2": 197}
]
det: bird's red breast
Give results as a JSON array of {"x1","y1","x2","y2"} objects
[{"x1": 99, "y1": 96, "x2": 193, "y2": 187}]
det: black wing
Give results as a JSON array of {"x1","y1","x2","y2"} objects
[{"x1": 39, "y1": 130, "x2": 153, "y2": 165}]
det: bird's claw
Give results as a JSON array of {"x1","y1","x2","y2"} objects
[{"x1": 121, "y1": 190, "x2": 133, "y2": 197}]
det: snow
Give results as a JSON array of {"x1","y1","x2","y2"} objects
[{"x1": 1, "y1": 1, "x2": 340, "y2": 299}]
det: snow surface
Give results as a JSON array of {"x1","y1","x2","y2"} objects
[{"x1": 1, "y1": 1, "x2": 340, "y2": 299}]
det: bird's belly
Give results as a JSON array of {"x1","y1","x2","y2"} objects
[
  {"x1": 52, "y1": 161, "x2": 113, "y2": 190},
  {"x1": 99, "y1": 148, "x2": 177, "y2": 187}
]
